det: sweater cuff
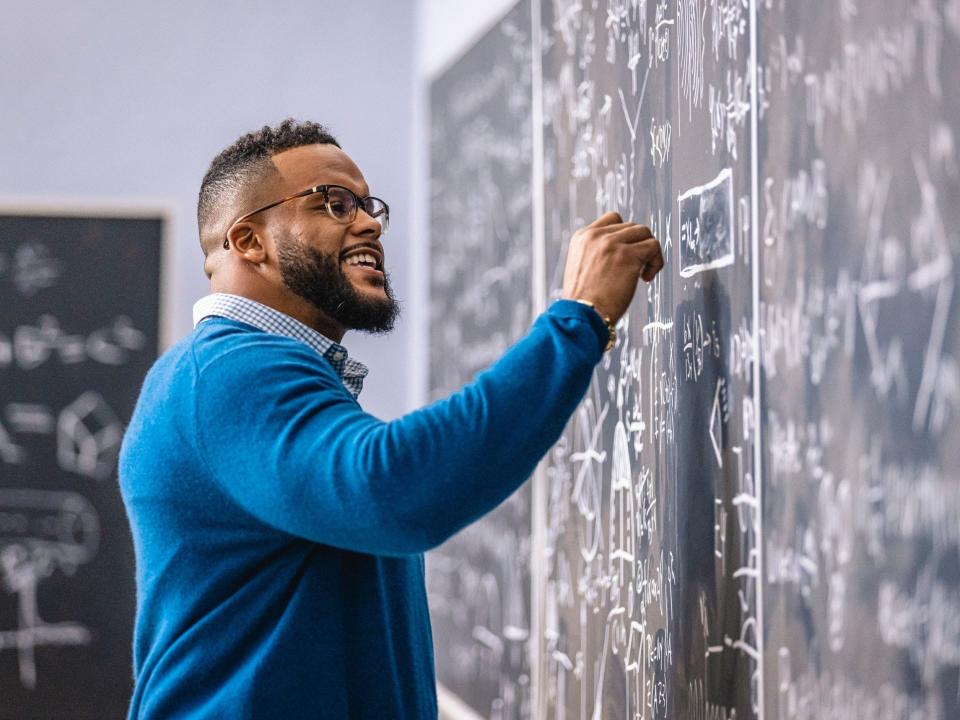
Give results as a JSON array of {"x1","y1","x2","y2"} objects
[{"x1": 546, "y1": 299, "x2": 611, "y2": 356}]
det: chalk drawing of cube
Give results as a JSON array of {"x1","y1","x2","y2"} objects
[
  {"x1": 57, "y1": 392, "x2": 123, "y2": 480},
  {"x1": 678, "y1": 168, "x2": 735, "y2": 278}
]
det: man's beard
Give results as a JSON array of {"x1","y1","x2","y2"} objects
[{"x1": 277, "y1": 235, "x2": 400, "y2": 334}]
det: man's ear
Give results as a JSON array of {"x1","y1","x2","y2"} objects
[{"x1": 225, "y1": 222, "x2": 268, "y2": 264}]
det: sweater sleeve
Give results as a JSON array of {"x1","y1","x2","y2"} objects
[{"x1": 193, "y1": 300, "x2": 608, "y2": 555}]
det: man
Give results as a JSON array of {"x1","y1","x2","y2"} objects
[{"x1": 119, "y1": 119, "x2": 663, "y2": 718}]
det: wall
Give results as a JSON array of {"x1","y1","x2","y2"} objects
[
  {"x1": 418, "y1": 0, "x2": 523, "y2": 77},
  {"x1": 0, "y1": 0, "x2": 415, "y2": 420}
]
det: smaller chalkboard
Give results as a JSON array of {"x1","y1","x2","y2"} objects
[{"x1": 0, "y1": 206, "x2": 164, "y2": 719}]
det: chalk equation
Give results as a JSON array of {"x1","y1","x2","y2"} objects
[
  {"x1": 679, "y1": 169, "x2": 735, "y2": 279},
  {"x1": 0, "y1": 314, "x2": 147, "y2": 370}
]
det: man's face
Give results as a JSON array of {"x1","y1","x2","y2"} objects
[{"x1": 263, "y1": 144, "x2": 399, "y2": 333}]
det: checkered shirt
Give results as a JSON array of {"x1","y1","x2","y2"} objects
[{"x1": 193, "y1": 293, "x2": 368, "y2": 398}]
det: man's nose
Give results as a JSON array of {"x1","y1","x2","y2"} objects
[{"x1": 352, "y1": 208, "x2": 383, "y2": 238}]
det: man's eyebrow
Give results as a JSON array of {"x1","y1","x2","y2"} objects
[{"x1": 344, "y1": 180, "x2": 371, "y2": 196}]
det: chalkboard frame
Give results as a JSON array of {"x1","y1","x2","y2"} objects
[{"x1": 0, "y1": 196, "x2": 174, "y2": 349}]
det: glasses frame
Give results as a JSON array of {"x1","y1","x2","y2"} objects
[{"x1": 222, "y1": 184, "x2": 389, "y2": 249}]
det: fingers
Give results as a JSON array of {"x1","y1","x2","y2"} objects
[
  {"x1": 587, "y1": 211, "x2": 624, "y2": 228},
  {"x1": 588, "y1": 221, "x2": 634, "y2": 236},
  {"x1": 608, "y1": 223, "x2": 654, "y2": 243},
  {"x1": 621, "y1": 236, "x2": 664, "y2": 281},
  {"x1": 583, "y1": 214, "x2": 665, "y2": 282},
  {"x1": 641, "y1": 248, "x2": 665, "y2": 281},
  {"x1": 584, "y1": 217, "x2": 653, "y2": 244}
]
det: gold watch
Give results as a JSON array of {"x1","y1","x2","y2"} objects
[{"x1": 572, "y1": 299, "x2": 616, "y2": 352}]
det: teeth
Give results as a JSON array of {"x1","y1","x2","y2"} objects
[{"x1": 343, "y1": 252, "x2": 378, "y2": 268}]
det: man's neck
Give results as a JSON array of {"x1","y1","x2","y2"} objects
[{"x1": 210, "y1": 283, "x2": 346, "y2": 343}]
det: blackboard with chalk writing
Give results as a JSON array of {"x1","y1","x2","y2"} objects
[
  {"x1": 539, "y1": 1, "x2": 758, "y2": 716},
  {"x1": 429, "y1": 1, "x2": 959, "y2": 718},
  {"x1": 426, "y1": 2, "x2": 535, "y2": 717},
  {"x1": 0, "y1": 212, "x2": 162, "y2": 718},
  {"x1": 759, "y1": 3, "x2": 960, "y2": 717}
]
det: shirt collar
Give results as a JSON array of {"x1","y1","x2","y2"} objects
[{"x1": 192, "y1": 293, "x2": 368, "y2": 398}]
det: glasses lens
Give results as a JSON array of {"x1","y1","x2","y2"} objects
[
  {"x1": 363, "y1": 197, "x2": 389, "y2": 233},
  {"x1": 325, "y1": 186, "x2": 358, "y2": 222}
]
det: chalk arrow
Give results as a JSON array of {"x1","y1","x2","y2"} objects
[{"x1": 710, "y1": 380, "x2": 724, "y2": 468}]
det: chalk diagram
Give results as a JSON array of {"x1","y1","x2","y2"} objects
[
  {"x1": 0, "y1": 489, "x2": 100, "y2": 689},
  {"x1": 1, "y1": 393, "x2": 124, "y2": 484},
  {"x1": 856, "y1": 156, "x2": 956, "y2": 434},
  {"x1": 0, "y1": 242, "x2": 64, "y2": 298},
  {"x1": 605, "y1": 420, "x2": 646, "y2": 699},
  {"x1": 57, "y1": 392, "x2": 123, "y2": 480},
  {"x1": 570, "y1": 382, "x2": 609, "y2": 564}
]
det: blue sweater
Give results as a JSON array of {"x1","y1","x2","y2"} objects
[{"x1": 118, "y1": 299, "x2": 606, "y2": 718}]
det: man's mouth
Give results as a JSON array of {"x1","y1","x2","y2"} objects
[{"x1": 340, "y1": 248, "x2": 384, "y2": 277}]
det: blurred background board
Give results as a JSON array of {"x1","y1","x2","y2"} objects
[
  {"x1": 0, "y1": 212, "x2": 162, "y2": 719},
  {"x1": 429, "y1": 0, "x2": 960, "y2": 718},
  {"x1": 758, "y1": 2, "x2": 960, "y2": 716},
  {"x1": 425, "y1": 2, "x2": 536, "y2": 718}
]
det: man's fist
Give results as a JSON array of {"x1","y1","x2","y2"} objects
[{"x1": 561, "y1": 212, "x2": 664, "y2": 323}]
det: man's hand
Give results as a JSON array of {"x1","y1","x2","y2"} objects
[{"x1": 561, "y1": 212, "x2": 664, "y2": 323}]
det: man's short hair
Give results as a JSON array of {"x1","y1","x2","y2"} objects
[{"x1": 197, "y1": 119, "x2": 340, "y2": 255}]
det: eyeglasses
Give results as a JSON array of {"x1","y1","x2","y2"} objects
[{"x1": 223, "y1": 184, "x2": 389, "y2": 249}]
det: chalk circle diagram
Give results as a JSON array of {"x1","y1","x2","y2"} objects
[{"x1": 570, "y1": 385, "x2": 609, "y2": 565}]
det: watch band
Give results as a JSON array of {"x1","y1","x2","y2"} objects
[{"x1": 571, "y1": 298, "x2": 617, "y2": 352}]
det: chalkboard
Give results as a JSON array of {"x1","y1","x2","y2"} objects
[
  {"x1": 0, "y1": 212, "x2": 162, "y2": 718},
  {"x1": 429, "y1": 1, "x2": 959, "y2": 718},
  {"x1": 759, "y1": 3, "x2": 960, "y2": 717},
  {"x1": 539, "y1": 1, "x2": 759, "y2": 717},
  {"x1": 426, "y1": 2, "x2": 535, "y2": 717}
]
